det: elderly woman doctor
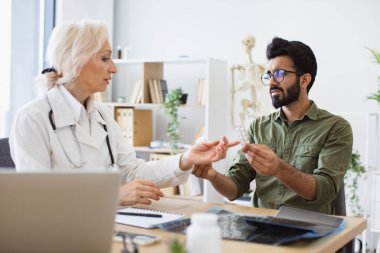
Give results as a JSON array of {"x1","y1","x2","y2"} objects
[{"x1": 9, "y1": 19, "x2": 238, "y2": 206}]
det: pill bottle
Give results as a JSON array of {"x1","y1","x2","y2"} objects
[{"x1": 186, "y1": 213, "x2": 221, "y2": 253}]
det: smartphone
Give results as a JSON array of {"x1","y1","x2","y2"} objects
[
  {"x1": 113, "y1": 231, "x2": 161, "y2": 246},
  {"x1": 234, "y1": 125, "x2": 249, "y2": 145},
  {"x1": 133, "y1": 235, "x2": 161, "y2": 246}
]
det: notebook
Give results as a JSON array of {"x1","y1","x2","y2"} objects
[
  {"x1": 0, "y1": 170, "x2": 121, "y2": 253},
  {"x1": 115, "y1": 207, "x2": 184, "y2": 228}
]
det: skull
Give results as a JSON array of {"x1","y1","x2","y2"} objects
[{"x1": 242, "y1": 35, "x2": 256, "y2": 53}]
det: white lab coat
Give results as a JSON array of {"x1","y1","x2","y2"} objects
[{"x1": 9, "y1": 85, "x2": 190, "y2": 187}]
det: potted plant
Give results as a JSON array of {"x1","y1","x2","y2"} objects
[
  {"x1": 344, "y1": 149, "x2": 366, "y2": 217},
  {"x1": 367, "y1": 48, "x2": 380, "y2": 106},
  {"x1": 164, "y1": 88, "x2": 184, "y2": 154},
  {"x1": 169, "y1": 239, "x2": 187, "y2": 253}
]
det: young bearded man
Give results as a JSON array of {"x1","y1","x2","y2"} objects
[{"x1": 192, "y1": 37, "x2": 353, "y2": 214}]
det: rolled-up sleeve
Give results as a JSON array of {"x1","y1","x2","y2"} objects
[
  {"x1": 227, "y1": 151, "x2": 256, "y2": 200},
  {"x1": 311, "y1": 119, "x2": 353, "y2": 205}
]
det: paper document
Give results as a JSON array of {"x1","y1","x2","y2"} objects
[{"x1": 115, "y1": 207, "x2": 184, "y2": 228}]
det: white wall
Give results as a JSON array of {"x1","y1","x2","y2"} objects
[
  {"x1": 113, "y1": 0, "x2": 380, "y2": 114},
  {"x1": 113, "y1": 0, "x2": 380, "y2": 248},
  {"x1": 55, "y1": 0, "x2": 114, "y2": 39},
  {"x1": 114, "y1": 0, "x2": 380, "y2": 160}
]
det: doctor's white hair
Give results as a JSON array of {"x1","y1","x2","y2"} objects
[{"x1": 35, "y1": 19, "x2": 109, "y2": 95}]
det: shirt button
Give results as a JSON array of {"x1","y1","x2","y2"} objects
[{"x1": 284, "y1": 149, "x2": 289, "y2": 154}]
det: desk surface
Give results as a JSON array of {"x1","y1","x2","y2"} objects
[{"x1": 112, "y1": 197, "x2": 366, "y2": 253}]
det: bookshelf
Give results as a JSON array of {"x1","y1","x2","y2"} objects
[{"x1": 107, "y1": 57, "x2": 228, "y2": 202}]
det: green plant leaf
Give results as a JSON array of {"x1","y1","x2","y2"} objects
[
  {"x1": 366, "y1": 47, "x2": 380, "y2": 106},
  {"x1": 169, "y1": 239, "x2": 187, "y2": 253},
  {"x1": 367, "y1": 47, "x2": 380, "y2": 64},
  {"x1": 164, "y1": 88, "x2": 184, "y2": 154},
  {"x1": 344, "y1": 149, "x2": 366, "y2": 217}
]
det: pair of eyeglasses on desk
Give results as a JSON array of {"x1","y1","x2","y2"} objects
[
  {"x1": 114, "y1": 231, "x2": 161, "y2": 253},
  {"x1": 114, "y1": 231, "x2": 138, "y2": 253}
]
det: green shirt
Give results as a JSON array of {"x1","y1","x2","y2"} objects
[{"x1": 227, "y1": 101, "x2": 353, "y2": 214}]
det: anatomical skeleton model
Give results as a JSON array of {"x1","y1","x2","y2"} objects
[{"x1": 230, "y1": 35, "x2": 265, "y2": 128}]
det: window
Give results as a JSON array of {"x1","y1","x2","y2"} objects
[
  {"x1": 1, "y1": 0, "x2": 55, "y2": 137},
  {"x1": 0, "y1": 0, "x2": 11, "y2": 137}
]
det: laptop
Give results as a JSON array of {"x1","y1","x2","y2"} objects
[{"x1": 0, "y1": 170, "x2": 121, "y2": 253}]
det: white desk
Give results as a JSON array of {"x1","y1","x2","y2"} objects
[{"x1": 112, "y1": 197, "x2": 367, "y2": 253}]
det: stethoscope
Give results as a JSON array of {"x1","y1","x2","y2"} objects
[{"x1": 48, "y1": 108, "x2": 115, "y2": 169}]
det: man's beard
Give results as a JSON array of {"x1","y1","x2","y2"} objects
[{"x1": 270, "y1": 78, "x2": 301, "y2": 109}]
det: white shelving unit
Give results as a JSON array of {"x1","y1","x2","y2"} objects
[
  {"x1": 372, "y1": 172, "x2": 380, "y2": 253},
  {"x1": 108, "y1": 57, "x2": 228, "y2": 203},
  {"x1": 335, "y1": 112, "x2": 379, "y2": 252}
]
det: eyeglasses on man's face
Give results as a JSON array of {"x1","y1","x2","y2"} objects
[{"x1": 261, "y1": 69, "x2": 304, "y2": 86}]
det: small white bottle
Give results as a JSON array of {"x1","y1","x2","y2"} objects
[{"x1": 186, "y1": 213, "x2": 221, "y2": 253}]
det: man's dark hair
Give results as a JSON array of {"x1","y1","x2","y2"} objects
[{"x1": 266, "y1": 37, "x2": 317, "y2": 93}]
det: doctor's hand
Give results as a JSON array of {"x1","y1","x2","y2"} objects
[
  {"x1": 179, "y1": 136, "x2": 240, "y2": 170},
  {"x1": 192, "y1": 164, "x2": 217, "y2": 181},
  {"x1": 118, "y1": 179, "x2": 164, "y2": 206},
  {"x1": 241, "y1": 143, "x2": 282, "y2": 177}
]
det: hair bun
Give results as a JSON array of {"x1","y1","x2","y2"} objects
[{"x1": 41, "y1": 67, "x2": 57, "y2": 75}]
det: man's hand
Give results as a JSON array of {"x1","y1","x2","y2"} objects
[
  {"x1": 118, "y1": 179, "x2": 164, "y2": 206},
  {"x1": 242, "y1": 143, "x2": 317, "y2": 200},
  {"x1": 241, "y1": 143, "x2": 282, "y2": 176}
]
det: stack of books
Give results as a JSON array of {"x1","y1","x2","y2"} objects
[{"x1": 148, "y1": 79, "x2": 168, "y2": 104}]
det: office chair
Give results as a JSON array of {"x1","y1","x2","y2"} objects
[
  {"x1": 0, "y1": 138, "x2": 15, "y2": 168},
  {"x1": 334, "y1": 182, "x2": 354, "y2": 253}
]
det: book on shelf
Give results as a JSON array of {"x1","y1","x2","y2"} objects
[
  {"x1": 148, "y1": 79, "x2": 168, "y2": 104},
  {"x1": 148, "y1": 80, "x2": 158, "y2": 103},
  {"x1": 153, "y1": 79, "x2": 163, "y2": 104},
  {"x1": 159, "y1": 79, "x2": 168, "y2": 102},
  {"x1": 136, "y1": 82, "x2": 143, "y2": 103},
  {"x1": 197, "y1": 78, "x2": 207, "y2": 105},
  {"x1": 129, "y1": 80, "x2": 142, "y2": 104}
]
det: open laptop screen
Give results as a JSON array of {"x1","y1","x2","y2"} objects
[{"x1": 0, "y1": 171, "x2": 121, "y2": 253}]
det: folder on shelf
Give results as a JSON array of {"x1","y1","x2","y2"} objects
[
  {"x1": 115, "y1": 108, "x2": 129, "y2": 135},
  {"x1": 115, "y1": 108, "x2": 152, "y2": 146}
]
